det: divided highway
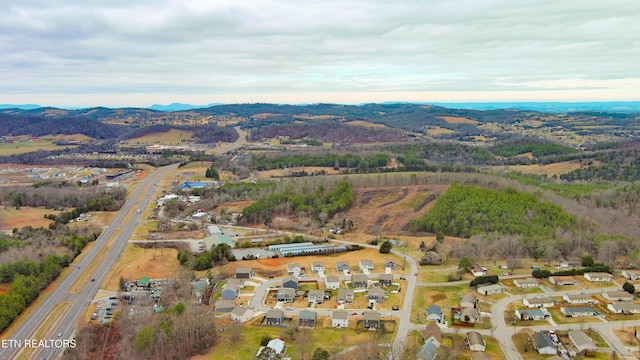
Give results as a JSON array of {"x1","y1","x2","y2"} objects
[{"x1": 0, "y1": 164, "x2": 178, "y2": 360}]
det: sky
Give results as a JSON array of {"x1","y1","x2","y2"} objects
[{"x1": 1, "y1": 0, "x2": 640, "y2": 108}]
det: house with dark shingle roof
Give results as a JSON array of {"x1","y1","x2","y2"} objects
[
  {"x1": 266, "y1": 309, "x2": 284, "y2": 326},
  {"x1": 378, "y1": 274, "x2": 393, "y2": 287},
  {"x1": 298, "y1": 310, "x2": 317, "y2": 328},
  {"x1": 363, "y1": 311, "x2": 381, "y2": 329},
  {"x1": 351, "y1": 274, "x2": 368, "y2": 289}
]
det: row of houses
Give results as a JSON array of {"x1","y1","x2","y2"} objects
[
  {"x1": 530, "y1": 330, "x2": 597, "y2": 356},
  {"x1": 262, "y1": 309, "x2": 383, "y2": 329}
]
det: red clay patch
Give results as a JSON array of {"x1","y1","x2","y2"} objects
[{"x1": 256, "y1": 257, "x2": 288, "y2": 267}]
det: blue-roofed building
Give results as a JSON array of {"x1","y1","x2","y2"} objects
[
  {"x1": 268, "y1": 242, "x2": 347, "y2": 256},
  {"x1": 180, "y1": 181, "x2": 221, "y2": 191},
  {"x1": 416, "y1": 341, "x2": 437, "y2": 360}
]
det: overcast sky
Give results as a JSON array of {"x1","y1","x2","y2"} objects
[{"x1": 1, "y1": 0, "x2": 639, "y2": 107}]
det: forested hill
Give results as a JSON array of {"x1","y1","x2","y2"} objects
[{"x1": 409, "y1": 183, "x2": 576, "y2": 238}]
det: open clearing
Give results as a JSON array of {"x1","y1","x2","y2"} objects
[
  {"x1": 103, "y1": 244, "x2": 182, "y2": 291},
  {"x1": 0, "y1": 136, "x2": 81, "y2": 156},
  {"x1": 0, "y1": 207, "x2": 58, "y2": 230},
  {"x1": 437, "y1": 116, "x2": 479, "y2": 124},
  {"x1": 120, "y1": 128, "x2": 195, "y2": 145}
]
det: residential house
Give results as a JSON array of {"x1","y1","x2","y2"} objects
[
  {"x1": 214, "y1": 299, "x2": 236, "y2": 313},
  {"x1": 231, "y1": 307, "x2": 255, "y2": 323},
  {"x1": 465, "y1": 331, "x2": 486, "y2": 352},
  {"x1": 287, "y1": 263, "x2": 301, "y2": 276},
  {"x1": 513, "y1": 278, "x2": 539, "y2": 289},
  {"x1": 584, "y1": 272, "x2": 612, "y2": 282},
  {"x1": 523, "y1": 297, "x2": 555, "y2": 308},
  {"x1": 308, "y1": 289, "x2": 325, "y2": 305},
  {"x1": 561, "y1": 306, "x2": 594, "y2": 317},
  {"x1": 351, "y1": 274, "x2": 369, "y2": 289},
  {"x1": 311, "y1": 262, "x2": 325, "y2": 273},
  {"x1": 325, "y1": 275, "x2": 340, "y2": 290},
  {"x1": 558, "y1": 260, "x2": 581, "y2": 269},
  {"x1": 549, "y1": 276, "x2": 576, "y2": 286},
  {"x1": 416, "y1": 341, "x2": 437, "y2": 360},
  {"x1": 277, "y1": 288, "x2": 295, "y2": 303},
  {"x1": 421, "y1": 251, "x2": 442, "y2": 265},
  {"x1": 622, "y1": 269, "x2": 640, "y2": 281},
  {"x1": 603, "y1": 291, "x2": 634, "y2": 301},
  {"x1": 530, "y1": 331, "x2": 558, "y2": 355},
  {"x1": 359, "y1": 259, "x2": 374, "y2": 272},
  {"x1": 298, "y1": 310, "x2": 317, "y2": 328},
  {"x1": 337, "y1": 288, "x2": 355, "y2": 304},
  {"x1": 460, "y1": 307, "x2": 480, "y2": 323},
  {"x1": 368, "y1": 287, "x2": 385, "y2": 304},
  {"x1": 515, "y1": 309, "x2": 550, "y2": 321},
  {"x1": 563, "y1": 294, "x2": 595, "y2": 304},
  {"x1": 607, "y1": 302, "x2": 640, "y2": 314},
  {"x1": 332, "y1": 310, "x2": 350, "y2": 328},
  {"x1": 257, "y1": 338, "x2": 285, "y2": 360},
  {"x1": 568, "y1": 330, "x2": 597, "y2": 354},
  {"x1": 477, "y1": 284, "x2": 506, "y2": 295},
  {"x1": 461, "y1": 293, "x2": 478, "y2": 308},
  {"x1": 426, "y1": 304, "x2": 443, "y2": 322},
  {"x1": 282, "y1": 275, "x2": 299, "y2": 289},
  {"x1": 220, "y1": 284, "x2": 240, "y2": 300},
  {"x1": 471, "y1": 264, "x2": 486, "y2": 277},
  {"x1": 235, "y1": 267, "x2": 253, "y2": 279},
  {"x1": 423, "y1": 321, "x2": 442, "y2": 347},
  {"x1": 363, "y1": 311, "x2": 381, "y2": 329},
  {"x1": 470, "y1": 353, "x2": 491, "y2": 360},
  {"x1": 384, "y1": 259, "x2": 397, "y2": 271},
  {"x1": 265, "y1": 309, "x2": 284, "y2": 326},
  {"x1": 336, "y1": 261, "x2": 350, "y2": 273},
  {"x1": 378, "y1": 274, "x2": 393, "y2": 287}
]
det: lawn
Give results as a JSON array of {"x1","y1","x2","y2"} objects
[
  {"x1": 198, "y1": 317, "x2": 395, "y2": 360},
  {"x1": 104, "y1": 244, "x2": 182, "y2": 291},
  {"x1": 411, "y1": 285, "x2": 465, "y2": 324},
  {"x1": 0, "y1": 138, "x2": 78, "y2": 156},
  {"x1": 121, "y1": 129, "x2": 195, "y2": 145}
]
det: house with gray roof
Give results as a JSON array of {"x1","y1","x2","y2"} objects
[
  {"x1": 427, "y1": 304, "x2": 443, "y2": 322},
  {"x1": 214, "y1": 299, "x2": 236, "y2": 313},
  {"x1": 460, "y1": 293, "x2": 478, "y2": 308},
  {"x1": 561, "y1": 306, "x2": 594, "y2": 317},
  {"x1": 359, "y1": 259, "x2": 374, "y2": 272},
  {"x1": 221, "y1": 284, "x2": 239, "y2": 300},
  {"x1": 607, "y1": 302, "x2": 640, "y2": 314},
  {"x1": 563, "y1": 293, "x2": 595, "y2": 304},
  {"x1": 513, "y1": 278, "x2": 539, "y2": 288},
  {"x1": 231, "y1": 306, "x2": 255, "y2": 323},
  {"x1": 569, "y1": 330, "x2": 596, "y2": 353},
  {"x1": 460, "y1": 307, "x2": 480, "y2": 323},
  {"x1": 416, "y1": 341, "x2": 437, "y2": 360},
  {"x1": 530, "y1": 331, "x2": 557, "y2": 355},
  {"x1": 287, "y1": 263, "x2": 301, "y2": 276},
  {"x1": 325, "y1": 275, "x2": 340, "y2": 289},
  {"x1": 351, "y1": 274, "x2": 368, "y2": 289},
  {"x1": 584, "y1": 272, "x2": 612, "y2": 282},
  {"x1": 298, "y1": 310, "x2": 317, "y2": 328},
  {"x1": 277, "y1": 288, "x2": 295, "y2": 303},
  {"x1": 337, "y1": 288, "x2": 354, "y2": 304},
  {"x1": 336, "y1": 261, "x2": 350, "y2": 273},
  {"x1": 266, "y1": 309, "x2": 284, "y2": 326},
  {"x1": 603, "y1": 291, "x2": 634, "y2": 302},
  {"x1": 363, "y1": 311, "x2": 381, "y2": 329},
  {"x1": 523, "y1": 297, "x2": 555, "y2": 308},
  {"x1": 465, "y1": 331, "x2": 486, "y2": 352},
  {"x1": 282, "y1": 275, "x2": 299, "y2": 289},
  {"x1": 332, "y1": 310, "x2": 349, "y2": 328},
  {"x1": 311, "y1": 262, "x2": 325, "y2": 273},
  {"x1": 378, "y1": 274, "x2": 393, "y2": 287},
  {"x1": 515, "y1": 309, "x2": 550, "y2": 321},
  {"x1": 308, "y1": 289, "x2": 325, "y2": 305},
  {"x1": 367, "y1": 287, "x2": 385, "y2": 304},
  {"x1": 235, "y1": 267, "x2": 253, "y2": 279},
  {"x1": 622, "y1": 269, "x2": 640, "y2": 280}
]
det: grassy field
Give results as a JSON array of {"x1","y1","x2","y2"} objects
[
  {"x1": 196, "y1": 317, "x2": 395, "y2": 360},
  {"x1": 0, "y1": 138, "x2": 78, "y2": 155},
  {"x1": 0, "y1": 206, "x2": 59, "y2": 229},
  {"x1": 104, "y1": 244, "x2": 183, "y2": 291},
  {"x1": 121, "y1": 129, "x2": 195, "y2": 145},
  {"x1": 411, "y1": 285, "x2": 465, "y2": 324}
]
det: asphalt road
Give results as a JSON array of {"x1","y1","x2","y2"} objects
[{"x1": 0, "y1": 164, "x2": 178, "y2": 360}]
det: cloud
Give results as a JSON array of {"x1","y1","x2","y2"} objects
[{"x1": 1, "y1": 0, "x2": 639, "y2": 106}]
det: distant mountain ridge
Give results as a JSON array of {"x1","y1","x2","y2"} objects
[
  {"x1": 2, "y1": 101, "x2": 640, "y2": 113},
  {"x1": 148, "y1": 103, "x2": 224, "y2": 111}
]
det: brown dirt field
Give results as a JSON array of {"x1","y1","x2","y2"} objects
[
  {"x1": 121, "y1": 129, "x2": 195, "y2": 145},
  {"x1": 0, "y1": 283, "x2": 10, "y2": 295},
  {"x1": 346, "y1": 185, "x2": 449, "y2": 235},
  {"x1": 103, "y1": 244, "x2": 182, "y2": 291},
  {"x1": 88, "y1": 211, "x2": 119, "y2": 227},
  {"x1": 216, "y1": 200, "x2": 254, "y2": 214},
  {"x1": 500, "y1": 161, "x2": 583, "y2": 176},
  {"x1": 0, "y1": 207, "x2": 58, "y2": 230},
  {"x1": 437, "y1": 116, "x2": 478, "y2": 124},
  {"x1": 345, "y1": 120, "x2": 389, "y2": 128},
  {"x1": 427, "y1": 126, "x2": 456, "y2": 136}
]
